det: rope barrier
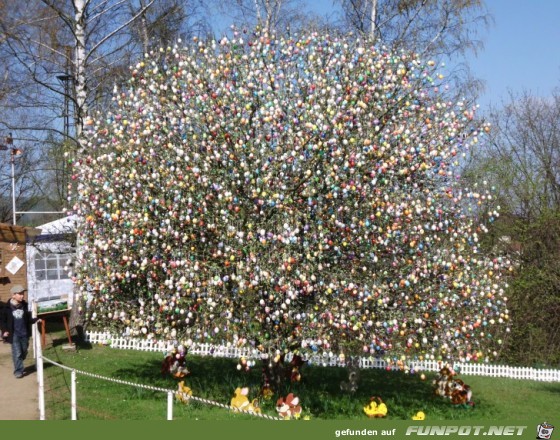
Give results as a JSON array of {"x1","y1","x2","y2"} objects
[
  {"x1": 41, "y1": 355, "x2": 284, "y2": 420},
  {"x1": 42, "y1": 355, "x2": 171, "y2": 392}
]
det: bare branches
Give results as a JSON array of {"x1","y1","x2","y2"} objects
[
  {"x1": 463, "y1": 88, "x2": 560, "y2": 222},
  {"x1": 339, "y1": 0, "x2": 489, "y2": 59},
  {"x1": 86, "y1": 0, "x2": 155, "y2": 62},
  {"x1": 211, "y1": 0, "x2": 314, "y2": 33}
]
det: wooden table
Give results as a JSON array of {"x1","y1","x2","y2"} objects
[{"x1": 37, "y1": 308, "x2": 73, "y2": 347}]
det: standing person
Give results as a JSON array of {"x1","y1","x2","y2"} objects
[
  {"x1": 1, "y1": 285, "x2": 39, "y2": 378},
  {"x1": 0, "y1": 299, "x2": 6, "y2": 342}
]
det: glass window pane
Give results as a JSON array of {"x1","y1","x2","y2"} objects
[
  {"x1": 35, "y1": 257, "x2": 46, "y2": 270},
  {"x1": 46, "y1": 269, "x2": 59, "y2": 280},
  {"x1": 36, "y1": 270, "x2": 46, "y2": 281},
  {"x1": 46, "y1": 258, "x2": 59, "y2": 270}
]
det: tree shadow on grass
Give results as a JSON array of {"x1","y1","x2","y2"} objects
[
  {"x1": 103, "y1": 353, "x2": 501, "y2": 419},
  {"x1": 108, "y1": 354, "x2": 475, "y2": 419},
  {"x1": 293, "y1": 365, "x2": 442, "y2": 419},
  {"x1": 113, "y1": 355, "x2": 260, "y2": 393},
  {"x1": 535, "y1": 382, "x2": 560, "y2": 395}
]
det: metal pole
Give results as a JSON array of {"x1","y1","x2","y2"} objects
[
  {"x1": 35, "y1": 315, "x2": 46, "y2": 420},
  {"x1": 31, "y1": 301, "x2": 37, "y2": 360},
  {"x1": 71, "y1": 370, "x2": 77, "y2": 420},
  {"x1": 11, "y1": 152, "x2": 16, "y2": 225},
  {"x1": 167, "y1": 391, "x2": 173, "y2": 420}
]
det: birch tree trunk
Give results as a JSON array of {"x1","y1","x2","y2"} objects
[
  {"x1": 73, "y1": 0, "x2": 87, "y2": 144},
  {"x1": 370, "y1": 0, "x2": 377, "y2": 39}
]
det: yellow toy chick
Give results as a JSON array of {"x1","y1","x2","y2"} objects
[
  {"x1": 175, "y1": 381, "x2": 193, "y2": 404},
  {"x1": 412, "y1": 411, "x2": 426, "y2": 420},
  {"x1": 363, "y1": 396, "x2": 388, "y2": 418}
]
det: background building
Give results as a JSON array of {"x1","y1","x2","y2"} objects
[{"x1": 0, "y1": 223, "x2": 40, "y2": 303}]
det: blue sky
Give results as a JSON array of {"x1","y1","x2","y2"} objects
[{"x1": 469, "y1": 0, "x2": 560, "y2": 109}]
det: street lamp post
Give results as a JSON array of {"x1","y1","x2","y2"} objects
[
  {"x1": 11, "y1": 148, "x2": 16, "y2": 224},
  {"x1": 0, "y1": 133, "x2": 20, "y2": 225},
  {"x1": 2, "y1": 133, "x2": 65, "y2": 224}
]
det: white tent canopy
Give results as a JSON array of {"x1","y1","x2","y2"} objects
[
  {"x1": 32, "y1": 214, "x2": 79, "y2": 237},
  {"x1": 26, "y1": 215, "x2": 79, "y2": 308}
]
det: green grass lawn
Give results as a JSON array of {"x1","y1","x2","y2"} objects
[{"x1": 40, "y1": 335, "x2": 560, "y2": 421}]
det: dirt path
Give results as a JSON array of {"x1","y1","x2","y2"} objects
[{"x1": 0, "y1": 339, "x2": 39, "y2": 420}]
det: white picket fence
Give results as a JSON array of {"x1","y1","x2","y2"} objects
[{"x1": 85, "y1": 330, "x2": 560, "y2": 382}]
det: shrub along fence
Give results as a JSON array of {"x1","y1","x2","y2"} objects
[{"x1": 85, "y1": 330, "x2": 560, "y2": 382}]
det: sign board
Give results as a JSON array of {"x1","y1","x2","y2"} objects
[{"x1": 5, "y1": 256, "x2": 24, "y2": 275}]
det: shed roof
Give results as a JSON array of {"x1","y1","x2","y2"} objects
[
  {"x1": 0, "y1": 223, "x2": 40, "y2": 244},
  {"x1": 27, "y1": 215, "x2": 78, "y2": 252},
  {"x1": 35, "y1": 215, "x2": 79, "y2": 235}
]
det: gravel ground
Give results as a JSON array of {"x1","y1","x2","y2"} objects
[{"x1": 0, "y1": 339, "x2": 40, "y2": 420}]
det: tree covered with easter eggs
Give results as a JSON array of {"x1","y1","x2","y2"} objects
[{"x1": 73, "y1": 28, "x2": 511, "y2": 366}]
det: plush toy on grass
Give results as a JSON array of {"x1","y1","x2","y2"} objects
[
  {"x1": 161, "y1": 345, "x2": 190, "y2": 378},
  {"x1": 260, "y1": 382, "x2": 274, "y2": 400},
  {"x1": 175, "y1": 381, "x2": 193, "y2": 404},
  {"x1": 450, "y1": 379, "x2": 474, "y2": 407},
  {"x1": 412, "y1": 411, "x2": 426, "y2": 420},
  {"x1": 363, "y1": 396, "x2": 388, "y2": 418},
  {"x1": 433, "y1": 365, "x2": 474, "y2": 407},
  {"x1": 230, "y1": 387, "x2": 261, "y2": 414},
  {"x1": 276, "y1": 393, "x2": 302, "y2": 419},
  {"x1": 433, "y1": 365, "x2": 455, "y2": 398},
  {"x1": 340, "y1": 365, "x2": 360, "y2": 393}
]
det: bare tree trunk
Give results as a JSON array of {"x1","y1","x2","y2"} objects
[
  {"x1": 370, "y1": 0, "x2": 377, "y2": 39},
  {"x1": 73, "y1": 0, "x2": 87, "y2": 141},
  {"x1": 67, "y1": 0, "x2": 88, "y2": 340},
  {"x1": 136, "y1": 0, "x2": 151, "y2": 54}
]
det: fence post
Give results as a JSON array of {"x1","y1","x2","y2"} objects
[
  {"x1": 71, "y1": 370, "x2": 77, "y2": 420},
  {"x1": 31, "y1": 301, "x2": 38, "y2": 359},
  {"x1": 167, "y1": 391, "x2": 174, "y2": 420},
  {"x1": 35, "y1": 321, "x2": 46, "y2": 420}
]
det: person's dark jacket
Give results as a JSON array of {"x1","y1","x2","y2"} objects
[
  {"x1": 0, "y1": 301, "x2": 5, "y2": 341},
  {"x1": 0, "y1": 299, "x2": 35, "y2": 343}
]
